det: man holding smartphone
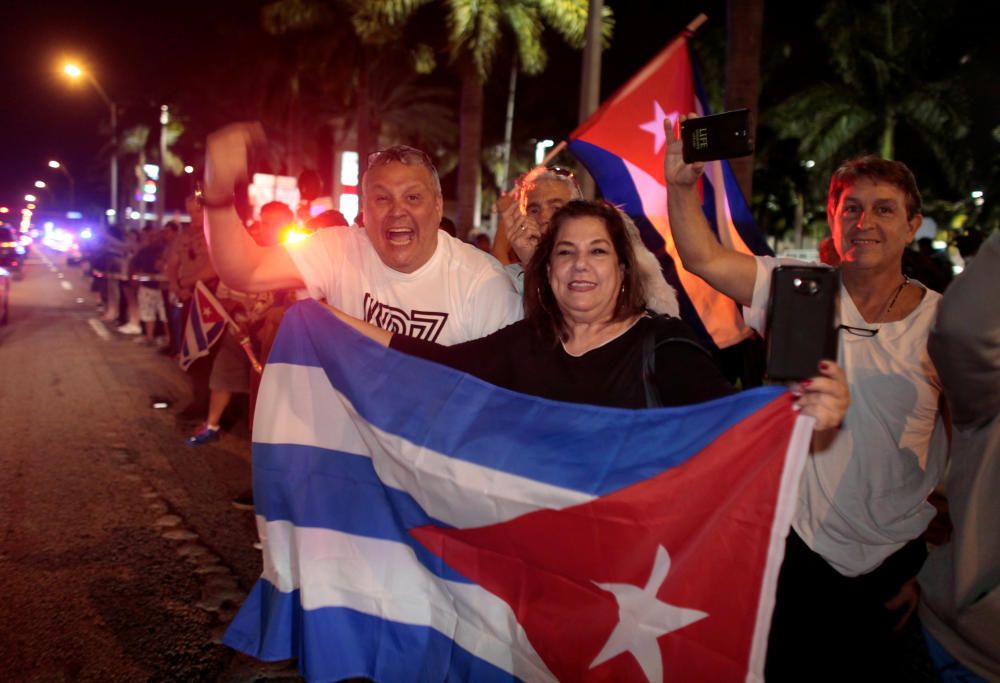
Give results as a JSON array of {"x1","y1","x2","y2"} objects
[{"x1": 664, "y1": 117, "x2": 947, "y2": 681}]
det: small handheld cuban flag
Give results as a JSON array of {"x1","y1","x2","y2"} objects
[
  {"x1": 178, "y1": 280, "x2": 228, "y2": 371},
  {"x1": 223, "y1": 300, "x2": 812, "y2": 682},
  {"x1": 568, "y1": 24, "x2": 772, "y2": 350}
]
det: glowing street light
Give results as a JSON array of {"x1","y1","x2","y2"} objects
[
  {"x1": 24, "y1": 194, "x2": 37, "y2": 203},
  {"x1": 62, "y1": 60, "x2": 117, "y2": 222},
  {"x1": 47, "y1": 160, "x2": 76, "y2": 209},
  {"x1": 34, "y1": 180, "x2": 46, "y2": 189}
]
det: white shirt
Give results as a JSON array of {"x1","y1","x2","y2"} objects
[
  {"x1": 285, "y1": 226, "x2": 522, "y2": 346},
  {"x1": 746, "y1": 256, "x2": 947, "y2": 576}
]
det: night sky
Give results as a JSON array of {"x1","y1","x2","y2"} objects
[{"x1": 0, "y1": 1, "x2": 994, "y2": 219}]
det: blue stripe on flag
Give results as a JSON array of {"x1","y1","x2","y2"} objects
[
  {"x1": 267, "y1": 301, "x2": 784, "y2": 496},
  {"x1": 253, "y1": 442, "x2": 470, "y2": 583},
  {"x1": 224, "y1": 580, "x2": 518, "y2": 683},
  {"x1": 690, "y1": 50, "x2": 772, "y2": 257}
]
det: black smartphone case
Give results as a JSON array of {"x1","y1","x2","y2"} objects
[
  {"x1": 680, "y1": 109, "x2": 754, "y2": 164},
  {"x1": 765, "y1": 266, "x2": 840, "y2": 381}
]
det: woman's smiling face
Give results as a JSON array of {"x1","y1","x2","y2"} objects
[{"x1": 547, "y1": 215, "x2": 624, "y2": 324}]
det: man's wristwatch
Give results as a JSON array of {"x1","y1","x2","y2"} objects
[{"x1": 195, "y1": 181, "x2": 235, "y2": 209}]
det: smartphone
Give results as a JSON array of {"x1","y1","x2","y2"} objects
[
  {"x1": 765, "y1": 266, "x2": 840, "y2": 381},
  {"x1": 680, "y1": 109, "x2": 754, "y2": 164}
]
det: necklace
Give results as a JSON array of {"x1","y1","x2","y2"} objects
[{"x1": 880, "y1": 276, "x2": 910, "y2": 321}]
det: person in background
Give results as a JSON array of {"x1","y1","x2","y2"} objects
[
  {"x1": 468, "y1": 231, "x2": 491, "y2": 252},
  {"x1": 166, "y1": 194, "x2": 219, "y2": 419},
  {"x1": 665, "y1": 116, "x2": 948, "y2": 681},
  {"x1": 116, "y1": 229, "x2": 143, "y2": 335},
  {"x1": 918, "y1": 230, "x2": 1000, "y2": 683},
  {"x1": 492, "y1": 166, "x2": 583, "y2": 291},
  {"x1": 306, "y1": 209, "x2": 349, "y2": 231},
  {"x1": 130, "y1": 225, "x2": 170, "y2": 346},
  {"x1": 438, "y1": 216, "x2": 457, "y2": 237}
]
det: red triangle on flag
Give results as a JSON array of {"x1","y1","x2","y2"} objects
[
  {"x1": 196, "y1": 286, "x2": 225, "y2": 325},
  {"x1": 411, "y1": 395, "x2": 796, "y2": 683},
  {"x1": 571, "y1": 34, "x2": 694, "y2": 181}
]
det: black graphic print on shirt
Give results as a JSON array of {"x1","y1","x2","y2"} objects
[{"x1": 364, "y1": 293, "x2": 449, "y2": 343}]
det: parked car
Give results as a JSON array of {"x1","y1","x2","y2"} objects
[{"x1": 0, "y1": 225, "x2": 26, "y2": 279}]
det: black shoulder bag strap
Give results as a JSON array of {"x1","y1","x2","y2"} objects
[{"x1": 642, "y1": 316, "x2": 715, "y2": 408}]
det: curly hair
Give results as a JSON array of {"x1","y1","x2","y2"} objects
[{"x1": 523, "y1": 200, "x2": 647, "y2": 342}]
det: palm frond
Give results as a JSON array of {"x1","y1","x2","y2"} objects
[{"x1": 503, "y1": 4, "x2": 546, "y2": 74}]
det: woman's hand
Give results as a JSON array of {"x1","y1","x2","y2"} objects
[{"x1": 792, "y1": 360, "x2": 849, "y2": 432}]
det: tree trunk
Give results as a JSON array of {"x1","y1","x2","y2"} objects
[
  {"x1": 456, "y1": 60, "x2": 484, "y2": 240},
  {"x1": 577, "y1": 0, "x2": 604, "y2": 200},
  {"x1": 881, "y1": 112, "x2": 896, "y2": 160},
  {"x1": 357, "y1": 54, "x2": 374, "y2": 206},
  {"x1": 489, "y1": 57, "x2": 519, "y2": 240},
  {"x1": 724, "y1": 0, "x2": 765, "y2": 201}
]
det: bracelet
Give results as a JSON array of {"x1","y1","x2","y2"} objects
[{"x1": 199, "y1": 193, "x2": 235, "y2": 210}]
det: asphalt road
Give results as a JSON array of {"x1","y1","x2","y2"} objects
[{"x1": 0, "y1": 247, "x2": 300, "y2": 682}]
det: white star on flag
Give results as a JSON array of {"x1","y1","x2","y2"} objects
[
  {"x1": 590, "y1": 545, "x2": 708, "y2": 683},
  {"x1": 639, "y1": 101, "x2": 678, "y2": 155}
]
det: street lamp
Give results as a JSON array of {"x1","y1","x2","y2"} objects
[
  {"x1": 48, "y1": 160, "x2": 76, "y2": 209},
  {"x1": 25, "y1": 194, "x2": 37, "y2": 203},
  {"x1": 63, "y1": 61, "x2": 117, "y2": 223}
]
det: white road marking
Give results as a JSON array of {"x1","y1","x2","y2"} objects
[
  {"x1": 61, "y1": 281, "x2": 73, "y2": 290},
  {"x1": 88, "y1": 318, "x2": 112, "y2": 341}
]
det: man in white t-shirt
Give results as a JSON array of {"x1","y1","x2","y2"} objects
[
  {"x1": 200, "y1": 123, "x2": 521, "y2": 346},
  {"x1": 664, "y1": 121, "x2": 947, "y2": 681}
]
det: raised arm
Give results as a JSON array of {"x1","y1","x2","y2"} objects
[
  {"x1": 664, "y1": 116, "x2": 757, "y2": 306},
  {"x1": 322, "y1": 302, "x2": 393, "y2": 347},
  {"x1": 202, "y1": 123, "x2": 304, "y2": 293}
]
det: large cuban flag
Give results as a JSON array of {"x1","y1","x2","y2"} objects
[
  {"x1": 224, "y1": 300, "x2": 812, "y2": 682},
  {"x1": 568, "y1": 31, "x2": 772, "y2": 349}
]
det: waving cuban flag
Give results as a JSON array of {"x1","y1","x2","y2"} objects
[
  {"x1": 568, "y1": 30, "x2": 772, "y2": 349},
  {"x1": 224, "y1": 300, "x2": 811, "y2": 682}
]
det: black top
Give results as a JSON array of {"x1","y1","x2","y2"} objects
[{"x1": 390, "y1": 315, "x2": 734, "y2": 409}]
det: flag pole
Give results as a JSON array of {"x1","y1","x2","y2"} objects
[
  {"x1": 551, "y1": 13, "x2": 709, "y2": 171},
  {"x1": 194, "y1": 280, "x2": 264, "y2": 375},
  {"x1": 686, "y1": 13, "x2": 708, "y2": 34}
]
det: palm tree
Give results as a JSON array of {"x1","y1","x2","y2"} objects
[
  {"x1": 438, "y1": 0, "x2": 612, "y2": 236},
  {"x1": 767, "y1": 1, "x2": 969, "y2": 194},
  {"x1": 262, "y1": 0, "x2": 438, "y2": 180}
]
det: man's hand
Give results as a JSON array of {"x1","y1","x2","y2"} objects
[
  {"x1": 497, "y1": 191, "x2": 541, "y2": 265},
  {"x1": 885, "y1": 577, "x2": 920, "y2": 632},
  {"x1": 506, "y1": 215, "x2": 542, "y2": 266},
  {"x1": 204, "y1": 122, "x2": 266, "y2": 198},
  {"x1": 664, "y1": 113, "x2": 705, "y2": 189}
]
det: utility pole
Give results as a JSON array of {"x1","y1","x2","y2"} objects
[{"x1": 157, "y1": 105, "x2": 169, "y2": 227}]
